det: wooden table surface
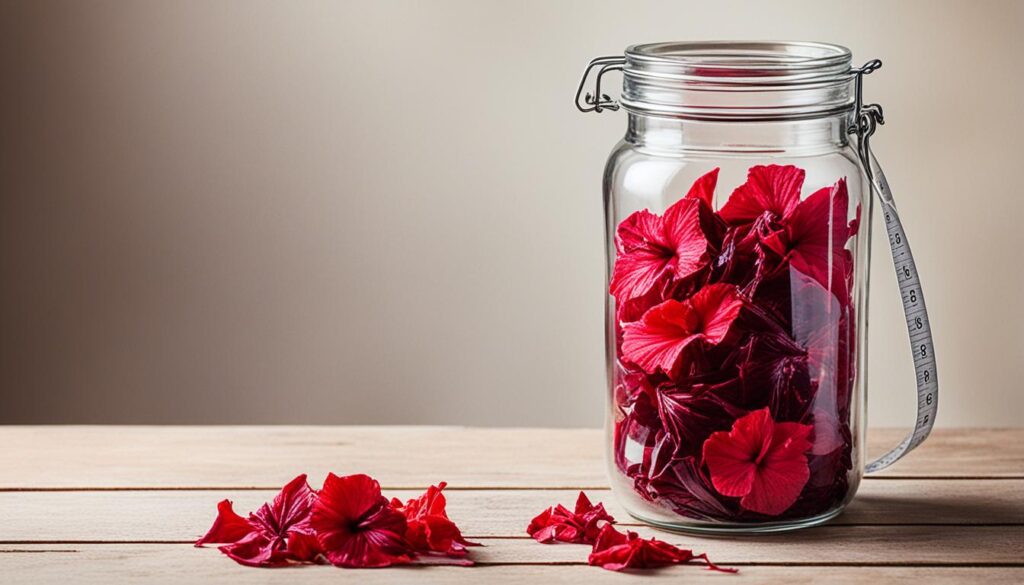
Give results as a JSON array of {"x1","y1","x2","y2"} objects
[{"x1": 1, "y1": 427, "x2": 1021, "y2": 583}]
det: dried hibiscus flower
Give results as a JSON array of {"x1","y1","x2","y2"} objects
[
  {"x1": 588, "y1": 524, "x2": 735, "y2": 573},
  {"x1": 702, "y1": 408, "x2": 813, "y2": 515},
  {"x1": 195, "y1": 474, "x2": 319, "y2": 567},
  {"x1": 527, "y1": 491, "x2": 615, "y2": 544},
  {"x1": 310, "y1": 473, "x2": 414, "y2": 568},
  {"x1": 391, "y1": 482, "x2": 480, "y2": 562}
]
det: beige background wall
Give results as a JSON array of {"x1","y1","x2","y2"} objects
[{"x1": 1, "y1": 0, "x2": 1021, "y2": 427}]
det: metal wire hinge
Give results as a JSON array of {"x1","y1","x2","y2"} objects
[
  {"x1": 850, "y1": 59, "x2": 885, "y2": 145},
  {"x1": 575, "y1": 56, "x2": 625, "y2": 113}
]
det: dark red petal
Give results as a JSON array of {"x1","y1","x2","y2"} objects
[
  {"x1": 588, "y1": 525, "x2": 733, "y2": 572},
  {"x1": 286, "y1": 531, "x2": 323, "y2": 563},
  {"x1": 684, "y1": 168, "x2": 720, "y2": 207},
  {"x1": 720, "y1": 165, "x2": 804, "y2": 225},
  {"x1": 249, "y1": 474, "x2": 315, "y2": 539},
  {"x1": 526, "y1": 492, "x2": 614, "y2": 545},
  {"x1": 218, "y1": 531, "x2": 289, "y2": 567},
  {"x1": 196, "y1": 499, "x2": 254, "y2": 546},
  {"x1": 776, "y1": 179, "x2": 850, "y2": 296}
]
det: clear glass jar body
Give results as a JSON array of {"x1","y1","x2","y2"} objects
[{"x1": 604, "y1": 112, "x2": 870, "y2": 533}]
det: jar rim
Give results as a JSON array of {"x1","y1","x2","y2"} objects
[
  {"x1": 625, "y1": 41, "x2": 853, "y2": 82},
  {"x1": 619, "y1": 41, "x2": 858, "y2": 121}
]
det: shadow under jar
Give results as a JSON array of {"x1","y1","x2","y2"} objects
[{"x1": 594, "y1": 42, "x2": 875, "y2": 533}]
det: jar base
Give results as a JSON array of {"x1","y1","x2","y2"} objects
[{"x1": 626, "y1": 506, "x2": 845, "y2": 535}]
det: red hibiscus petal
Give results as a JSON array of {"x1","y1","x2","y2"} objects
[
  {"x1": 702, "y1": 409, "x2": 768, "y2": 497},
  {"x1": 286, "y1": 531, "x2": 323, "y2": 563},
  {"x1": 311, "y1": 473, "x2": 413, "y2": 568},
  {"x1": 661, "y1": 198, "x2": 712, "y2": 281},
  {"x1": 588, "y1": 525, "x2": 734, "y2": 573},
  {"x1": 395, "y1": 482, "x2": 480, "y2": 557},
  {"x1": 218, "y1": 531, "x2": 290, "y2": 567},
  {"x1": 741, "y1": 422, "x2": 813, "y2": 515},
  {"x1": 610, "y1": 210, "x2": 673, "y2": 302},
  {"x1": 201, "y1": 475, "x2": 318, "y2": 567},
  {"x1": 196, "y1": 499, "x2": 254, "y2": 546},
  {"x1": 684, "y1": 168, "x2": 720, "y2": 207},
  {"x1": 688, "y1": 283, "x2": 744, "y2": 344},
  {"x1": 720, "y1": 164, "x2": 804, "y2": 225},
  {"x1": 621, "y1": 299, "x2": 702, "y2": 374},
  {"x1": 621, "y1": 284, "x2": 743, "y2": 375},
  {"x1": 526, "y1": 491, "x2": 614, "y2": 545},
  {"x1": 776, "y1": 179, "x2": 850, "y2": 296},
  {"x1": 249, "y1": 474, "x2": 316, "y2": 540},
  {"x1": 703, "y1": 409, "x2": 813, "y2": 515}
]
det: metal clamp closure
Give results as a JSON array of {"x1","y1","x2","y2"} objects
[{"x1": 574, "y1": 56, "x2": 625, "y2": 113}]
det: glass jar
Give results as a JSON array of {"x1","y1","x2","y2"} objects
[{"x1": 577, "y1": 42, "x2": 937, "y2": 533}]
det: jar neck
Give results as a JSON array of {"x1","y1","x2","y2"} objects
[{"x1": 625, "y1": 113, "x2": 852, "y2": 155}]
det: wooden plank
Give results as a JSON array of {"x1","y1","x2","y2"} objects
[
  {"x1": 1, "y1": 481, "x2": 1020, "y2": 543},
  {"x1": 0, "y1": 538, "x2": 1020, "y2": 582},
  {"x1": 1, "y1": 547, "x2": 1021, "y2": 585},
  {"x1": 0, "y1": 427, "x2": 1020, "y2": 489}
]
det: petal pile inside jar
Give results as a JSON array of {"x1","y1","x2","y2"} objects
[{"x1": 611, "y1": 164, "x2": 857, "y2": 522}]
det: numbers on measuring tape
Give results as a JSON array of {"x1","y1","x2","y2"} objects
[{"x1": 863, "y1": 156, "x2": 938, "y2": 475}]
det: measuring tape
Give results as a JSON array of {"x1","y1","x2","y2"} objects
[{"x1": 854, "y1": 62, "x2": 939, "y2": 474}]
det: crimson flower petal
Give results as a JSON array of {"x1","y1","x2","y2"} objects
[
  {"x1": 621, "y1": 284, "x2": 743, "y2": 375},
  {"x1": 200, "y1": 474, "x2": 318, "y2": 567},
  {"x1": 249, "y1": 474, "x2": 316, "y2": 541},
  {"x1": 720, "y1": 165, "x2": 804, "y2": 225},
  {"x1": 703, "y1": 408, "x2": 813, "y2": 515},
  {"x1": 527, "y1": 491, "x2": 615, "y2": 544},
  {"x1": 196, "y1": 499, "x2": 254, "y2": 546},
  {"x1": 762, "y1": 178, "x2": 850, "y2": 300},
  {"x1": 610, "y1": 199, "x2": 711, "y2": 303},
  {"x1": 587, "y1": 525, "x2": 735, "y2": 573},
  {"x1": 684, "y1": 168, "x2": 720, "y2": 208},
  {"x1": 393, "y1": 482, "x2": 480, "y2": 559},
  {"x1": 610, "y1": 210, "x2": 672, "y2": 302},
  {"x1": 219, "y1": 531, "x2": 285, "y2": 567},
  {"x1": 311, "y1": 473, "x2": 413, "y2": 568}
]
